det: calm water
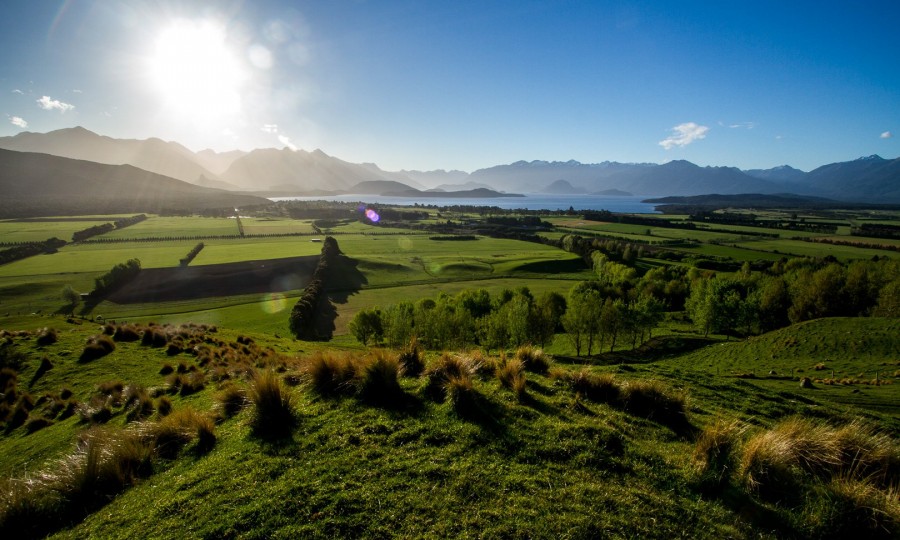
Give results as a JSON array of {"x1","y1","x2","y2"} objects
[{"x1": 271, "y1": 194, "x2": 661, "y2": 214}]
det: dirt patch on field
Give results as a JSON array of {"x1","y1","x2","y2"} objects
[{"x1": 108, "y1": 255, "x2": 320, "y2": 304}]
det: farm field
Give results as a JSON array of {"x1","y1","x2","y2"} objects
[{"x1": 0, "y1": 219, "x2": 116, "y2": 244}]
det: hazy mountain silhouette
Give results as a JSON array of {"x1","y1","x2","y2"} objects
[
  {"x1": 219, "y1": 147, "x2": 399, "y2": 192},
  {"x1": 540, "y1": 179, "x2": 589, "y2": 194},
  {"x1": 2, "y1": 128, "x2": 898, "y2": 202},
  {"x1": 0, "y1": 127, "x2": 222, "y2": 186},
  {"x1": 0, "y1": 149, "x2": 269, "y2": 218}
]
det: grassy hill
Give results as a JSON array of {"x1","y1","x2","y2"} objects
[
  {"x1": 0, "y1": 149, "x2": 269, "y2": 218},
  {"x1": 1, "y1": 318, "x2": 898, "y2": 538}
]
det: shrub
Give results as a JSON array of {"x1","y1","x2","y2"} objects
[
  {"x1": 35, "y1": 327, "x2": 58, "y2": 346},
  {"x1": 248, "y1": 370, "x2": 295, "y2": 439},
  {"x1": 515, "y1": 345, "x2": 551, "y2": 374},
  {"x1": 79, "y1": 335, "x2": 115, "y2": 362}
]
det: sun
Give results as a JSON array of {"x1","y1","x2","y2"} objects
[{"x1": 147, "y1": 19, "x2": 245, "y2": 125}]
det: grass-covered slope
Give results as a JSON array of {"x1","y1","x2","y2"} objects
[
  {"x1": 667, "y1": 318, "x2": 900, "y2": 413},
  {"x1": 1, "y1": 321, "x2": 898, "y2": 539}
]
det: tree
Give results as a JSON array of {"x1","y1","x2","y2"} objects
[
  {"x1": 349, "y1": 308, "x2": 383, "y2": 346},
  {"x1": 61, "y1": 285, "x2": 80, "y2": 313},
  {"x1": 382, "y1": 302, "x2": 414, "y2": 348}
]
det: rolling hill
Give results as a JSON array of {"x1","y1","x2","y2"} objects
[{"x1": 0, "y1": 149, "x2": 269, "y2": 218}]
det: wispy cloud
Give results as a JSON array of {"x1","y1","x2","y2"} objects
[
  {"x1": 659, "y1": 122, "x2": 709, "y2": 150},
  {"x1": 9, "y1": 116, "x2": 27, "y2": 128},
  {"x1": 36, "y1": 95, "x2": 74, "y2": 112},
  {"x1": 12, "y1": 89, "x2": 24, "y2": 95},
  {"x1": 278, "y1": 135, "x2": 298, "y2": 151},
  {"x1": 881, "y1": 131, "x2": 893, "y2": 139},
  {"x1": 261, "y1": 124, "x2": 278, "y2": 134},
  {"x1": 729, "y1": 121, "x2": 755, "y2": 129}
]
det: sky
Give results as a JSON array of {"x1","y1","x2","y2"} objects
[{"x1": 0, "y1": 0, "x2": 898, "y2": 173}]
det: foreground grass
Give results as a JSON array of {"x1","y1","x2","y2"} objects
[{"x1": 1, "y1": 320, "x2": 898, "y2": 538}]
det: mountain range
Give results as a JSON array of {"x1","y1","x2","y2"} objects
[{"x1": 0, "y1": 127, "x2": 898, "y2": 202}]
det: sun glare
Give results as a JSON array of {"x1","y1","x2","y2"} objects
[{"x1": 148, "y1": 19, "x2": 244, "y2": 124}]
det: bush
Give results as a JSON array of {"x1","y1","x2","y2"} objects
[
  {"x1": 248, "y1": 370, "x2": 295, "y2": 439},
  {"x1": 79, "y1": 335, "x2": 115, "y2": 362}
]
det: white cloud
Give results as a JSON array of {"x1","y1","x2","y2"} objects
[
  {"x1": 881, "y1": 131, "x2": 893, "y2": 139},
  {"x1": 261, "y1": 124, "x2": 278, "y2": 134},
  {"x1": 12, "y1": 89, "x2": 24, "y2": 95},
  {"x1": 10, "y1": 116, "x2": 27, "y2": 128},
  {"x1": 728, "y1": 121, "x2": 756, "y2": 129},
  {"x1": 278, "y1": 135, "x2": 297, "y2": 151},
  {"x1": 36, "y1": 95, "x2": 75, "y2": 112},
  {"x1": 659, "y1": 122, "x2": 709, "y2": 150},
  {"x1": 72, "y1": 89, "x2": 82, "y2": 93}
]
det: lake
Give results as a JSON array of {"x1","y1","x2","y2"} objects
[{"x1": 270, "y1": 194, "x2": 661, "y2": 213}]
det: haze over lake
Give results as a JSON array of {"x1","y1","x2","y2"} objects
[{"x1": 271, "y1": 194, "x2": 661, "y2": 213}]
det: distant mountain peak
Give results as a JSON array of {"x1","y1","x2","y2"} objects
[{"x1": 856, "y1": 154, "x2": 884, "y2": 161}]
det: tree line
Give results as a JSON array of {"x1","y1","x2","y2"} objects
[
  {"x1": 0, "y1": 238, "x2": 66, "y2": 266},
  {"x1": 179, "y1": 243, "x2": 205, "y2": 267},
  {"x1": 91, "y1": 258, "x2": 141, "y2": 298},
  {"x1": 288, "y1": 237, "x2": 341, "y2": 340}
]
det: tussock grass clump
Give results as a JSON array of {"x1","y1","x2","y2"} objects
[
  {"x1": 515, "y1": 345, "x2": 551, "y2": 374},
  {"x1": 35, "y1": 327, "x2": 58, "y2": 346},
  {"x1": 496, "y1": 357, "x2": 527, "y2": 399},
  {"x1": 123, "y1": 385, "x2": 154, "y2": 423},
  {"x1": 248, "y1": 370, "x2": 296, "y2": 439},
  {"x1": 692, "y1": 419, "x2": 746, "y2": 487},
  {"x1": 79, "y1": 335, "x2": 115, "y2": 362},
  {"x1": 815, "y1": 477, "x2": 900, "y2": 539},
  {"x1": 305, "y1": 352, "x2": 356, "y2": 396},
  {"x1": 0, "y1": 428, "x2": 154, "y2": 537},
  {"x1": 620, "y1": 379, "x2": 688, "y2": 426},
  {"x1": 141, "y1": 328, "x2": 168, "y2": 348},
  {"x1": 445, "y1": 373, "x2": 479, "y2": 416},
  {"x1": 139, "y1": 407, "x2": 216, "y2": 458},
  {"x1": 112, "y1": 324, "x2": 142, "y2": 342},
  {"x1": 356, "y1": 352, "x2": 404, "y2": 405},
  {"x1": 215, "y1": 383, "x2": 248, "y2": 418},
  {"x1": 423, "y1": 353, "x2": 477, "y2": 403},
  {"x1": 158, "y1": 363, "x2": 174, "y2": 375},
  {"x1": 396, "y1": 336, "x2": 425, "y2": 377},
  {"x1": 566, "y1": 370, "x2": 620, "y2": 404},
  {"x1": 155, "y1": 395, "x2": 172, "y2": 417}
]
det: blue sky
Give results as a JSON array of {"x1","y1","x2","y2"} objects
[{"x1": 1, "y1": 0, "x2": 898, "y2": 172}]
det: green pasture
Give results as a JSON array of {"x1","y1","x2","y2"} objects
[
  {"x1": 694, "y1": 222, "x2": 819, "y2": 239},
  {"x1": 734, "y1": 238, "x2": 898, "y2": 260},
  {"x1": 241, "y1": 217, "x2": 315, "y2": 235},
  {"x1": 0, "y1": 241, "x2": 199, "y2": 277},
  {"x1": 99, "y1": 216, "x2": 239, "y2": 239},
  {"x1": 675, "y1": 243, "x2": 786, "y2": 262},
  {"x1": 0, "y1": 219, "x2": 114, "y2": 243},
  {"x1": 190, "y1": 237, "x2": 323, "y2": 265}
]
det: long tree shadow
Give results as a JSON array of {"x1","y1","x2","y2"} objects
[{"x1": 312, "y1": 255, "x2": 368, "y2": 341}]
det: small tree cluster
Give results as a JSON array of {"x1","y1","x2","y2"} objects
[
  {"x1": 91, "y1": 258, "x2": 141, "y2": 297},
  {"x1": 178, "y1": 242, "x2": 205, "y2": 267}
]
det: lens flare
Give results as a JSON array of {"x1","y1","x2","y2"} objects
[
  {"x1": 261, "y1": 292, "x2": 287, "y2": 314},
  {"x1": 365, "y1": 209, "x2": 380, "y2": 223}
]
